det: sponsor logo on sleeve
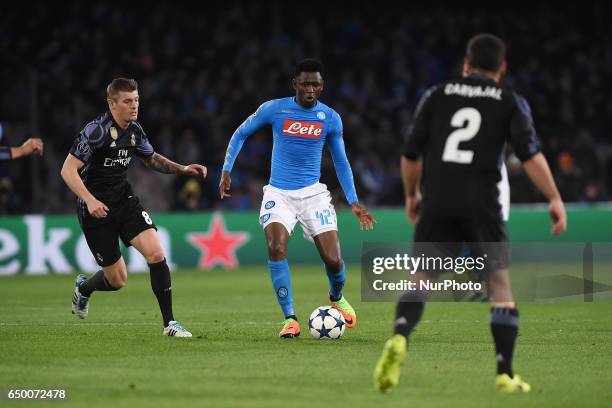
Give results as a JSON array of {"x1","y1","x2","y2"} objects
[{"x1": 76, "y1": 141, "x2": 90, "y2": 156}]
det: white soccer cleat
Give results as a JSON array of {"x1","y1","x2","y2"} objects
[
  {"x1": 163, "y1": 321, "x2": 192, "y2": 337},
  {"x1": 71, "y1": 274, "x2": 90, "y2": 319}
]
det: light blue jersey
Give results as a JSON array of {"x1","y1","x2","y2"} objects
[{"x1": 223, "y1": 97, "x2": 358, "y2": 204}]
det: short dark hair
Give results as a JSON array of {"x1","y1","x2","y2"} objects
[
  {"x1": 107, "y1": 78, "x2": 138, "y2": 99},
  {"x1": 294, "y1": 59, "x2": 324, "y2": 77},
  {"x1": 466, "y1": 34, "x2": 506, "y2": 72}
]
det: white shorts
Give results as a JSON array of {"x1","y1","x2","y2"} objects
[{"x1": 259, "y1": 182, "x2": 338, "y2": 240}]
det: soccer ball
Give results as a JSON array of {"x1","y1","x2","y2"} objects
[{"x1": 308, "y1": 306, "x2": 345, "y2": 339}]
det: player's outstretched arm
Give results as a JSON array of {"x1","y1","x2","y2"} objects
[
  {"x1": 220, "y1": 102, "x2": 273, "y2": 200},
  {"x1": 141, "y1": 152, "x2": 207, "y2": 177},
  {"x1": 60, "y1": 154, "x2": 109, "y2": 218},
  {"x1": 401, "y1": 87, "x2": 434, "y2": 224},
  {"x1": 523, "y1": 152, "x2": 567, "y2": 235},
  {"x1": 401, "y1": 156, "x2": 422, "y2": 224},
  {"x1": 4, "y1": 138, "x2": 44, "y2": 160},
  {"x1": 327, "y1": 132, "x2": 375, "y2": 230}
]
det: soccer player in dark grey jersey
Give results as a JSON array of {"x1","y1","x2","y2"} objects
[
  {"x1": 61, "y1": 78, "x2": 207, "y2": 337},
  {"x1": 375, "y1": 34, "x2": 567, "y2": 393}
]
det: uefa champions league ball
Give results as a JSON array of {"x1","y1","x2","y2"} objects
[{"x1": 308, "y1": 306, "x2": 345, "y2": 339}]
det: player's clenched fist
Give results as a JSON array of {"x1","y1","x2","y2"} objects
[
  {"x1": 9, "y1": 138, "x2": 44, "y2": 159},
  {"x1": 219, "y1": 170, "x2": 231, "y2": 199},
  {"x1": 183, "y1": 164, "x2": 207, "y2": 178},
  {"x1": 86, "y1": 198, "x2": 109, "y2": 218},
  {"x1": 20, "y1": 138, "x2": 44, "y2": 156}
]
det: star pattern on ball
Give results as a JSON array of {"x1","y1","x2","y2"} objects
[
  {"x1": 317, "y1": 307, "x2": 330, "y2": 319},
  {"x1": 318, "y1": 324, "x2": 332, "y2": 338}
]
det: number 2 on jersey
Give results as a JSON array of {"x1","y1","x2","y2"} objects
[{"x1": 442, "y1": 107, "x2": 481, "y2": 164}]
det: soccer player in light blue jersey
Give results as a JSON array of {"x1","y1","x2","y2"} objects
[{"x1": 219, "y1": 59, "x2": 376, "y2": 338}]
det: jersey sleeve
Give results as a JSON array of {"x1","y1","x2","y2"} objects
[
  {"x1": 133, "y1": 122, "x2": 154, "y2": 157},
  {"x1": 0, "y1": 146, "x2": 12, "y2": 161},
  {"x1": 509, "y1": 93, "x2": 541, "y2": 161},
  {"x1": 327, "y1": 111, "x2": 359, "y2": 205},
  {"x1": 402, "y1": 86, "x2": 438, "y2": 160},
  {"x1": 222, "y1": 100, "x2": 274, "y2": 172},
  {"x1": 0, "y1": 123, "x2": 8, "y2": 160},
  {"x1": 69, "y1": 122, "x2": 105, "y2": 163}
]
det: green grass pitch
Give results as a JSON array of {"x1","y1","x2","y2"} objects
[{"x1": 1, "y1": 266, "x2": 611, "y2": 407}]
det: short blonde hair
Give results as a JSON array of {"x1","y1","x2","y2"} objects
[{"x1": 107, "y1": 78, "x2": 138, "y2": 100}]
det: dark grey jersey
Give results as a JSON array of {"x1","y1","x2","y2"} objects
[
  {"x1": 403, "y1": 75, "x2": 540, "y2": 219},
  {"x1": 69, "y1": 112, "x2": 154, "y2": 217}
]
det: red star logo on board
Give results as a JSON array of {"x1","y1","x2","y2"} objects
[{"x1": 187, "y1": 213, "x2": 250, "y2": 269}]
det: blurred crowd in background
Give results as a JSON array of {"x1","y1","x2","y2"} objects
[{"x1": 1, "y1": 2, "x2": 610, "y2": 214}]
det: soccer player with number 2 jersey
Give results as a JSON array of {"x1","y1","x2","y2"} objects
[{"x1": 374, "y1": 34, "x2": 567, "y2": 393}]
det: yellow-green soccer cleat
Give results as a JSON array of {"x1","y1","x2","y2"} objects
[
  {"x1": 496, "y1": 373, "x2": 531, "y2": 393},
  {"x1": 279, "y1": 317, "x2": 301, "y2": 338},
  {"x1": 374, "y1": 334, "x2": 407, "y2": 393},
  {"x1": 330, "y1": 294, "x2": 356, "y2": 328}
]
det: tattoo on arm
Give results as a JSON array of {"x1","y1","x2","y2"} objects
[{"x1": 142, "y1": 153, "x2": 184, "y2": 174}]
